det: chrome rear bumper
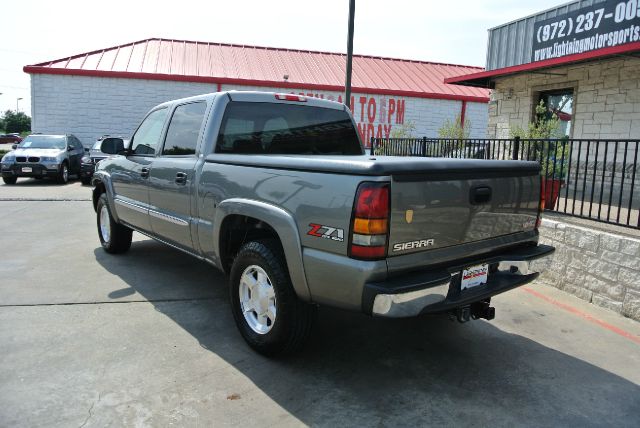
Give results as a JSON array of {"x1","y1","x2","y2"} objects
[
  {"x1": 497, "y1": 256, "x2": 553, "y2": 276},
  {"x1": 368, "y1": 244, "x2": 555, "y2": 317},
  {"x1": 372, "y1": 282, "x2": 451, "y2": 317}
]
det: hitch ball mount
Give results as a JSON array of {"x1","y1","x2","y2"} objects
[{"x1": 453, "y1": 299, "x2": 495, "y2": 323}]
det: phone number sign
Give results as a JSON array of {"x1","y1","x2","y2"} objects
[{"x1": 531, "y1": 0, "x2": 640, "y2": 62}]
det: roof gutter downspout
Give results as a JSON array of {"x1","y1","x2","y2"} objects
[{"x1": 460, "y1": 100, "x2": 467, "y2": 128}]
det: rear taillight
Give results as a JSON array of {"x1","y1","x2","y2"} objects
[
  {"x1": 350, "y1": 182, "x2": 390, "y2": 260},
  {"x1": 536, "y1": 175, "x2": 545, "y2": 229},
  {"x1": 275, "y1": 93, "x2": 307, "y2": 102}
]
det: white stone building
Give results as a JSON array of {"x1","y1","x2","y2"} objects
[
  {"x1": 447, "y1": 0, "x2": 640, "y2": 140},
  {"x1": 24, "y1": 38, "x2": 489, "y2": 148}
]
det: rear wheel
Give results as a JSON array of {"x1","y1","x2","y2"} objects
[
  {"x1": 96, "y1": 193, "x2": 132, "y2": 254},
  {"x1": 230, "y1": 240, "x2": 315, "y2": 356},
  {"x1": 2, "y1": 177, "x2": 17, "y2": 185},
  {"x1": 81, "y1": 176, "x2": 91, "y2": 185},
  {"x1": 57, "y1": 163, "x2": 69, "y2": 184}
]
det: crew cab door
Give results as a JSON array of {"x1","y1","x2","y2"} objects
[
  {"x1": 110, "y1": 107, "x2": 168, "y2": 232},
  {"x1": 147, "y1": 101, "x2": 208, "y2": 250}
]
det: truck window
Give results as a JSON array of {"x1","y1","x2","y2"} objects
[
  {"x1": 131, "y1": 108, "x2": 168, "y2": 156},
  {"x1": 162, "y1": 102, "x2": 207, "y2": 156},
  {"x1": 216, "y1": 102, "x2": 363, "y2": 155}
]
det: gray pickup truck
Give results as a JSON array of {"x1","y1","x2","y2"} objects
[{"x1": 92, "y1": 91, "x2": 554, "y2": 356}]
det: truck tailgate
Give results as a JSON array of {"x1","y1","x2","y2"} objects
[{"x1": 389, "y1": 168, "x2": 540, "y2": 256}]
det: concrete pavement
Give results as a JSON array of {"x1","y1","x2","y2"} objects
[{"x1": 1, "y1": 179, "x2": 639, "y2": 427}]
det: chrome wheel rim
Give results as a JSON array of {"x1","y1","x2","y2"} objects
[
  {"x1": 239, "y1": 265, "x2": 277, "y2": 334},
  {"x1": 99, "y1": 205, "x2": 111, "y2": 243},
  {"x1": 62, "y1": 165, "x2": 68, "y2": 182}
]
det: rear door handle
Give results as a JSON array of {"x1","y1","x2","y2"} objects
[
  {"x1": 175, "y1": 172, "x2": 187, "y2": 185},
  {"x1": 140, "y1": 167, "x2": 150, "y2": 178}
]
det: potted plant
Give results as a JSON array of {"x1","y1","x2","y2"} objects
[
  {"x1": 539, "y1": 138, "x2": 569, "y2": 208},
  {"x1": 511, "y1": 100, "x2": 568, "y2": 208}
]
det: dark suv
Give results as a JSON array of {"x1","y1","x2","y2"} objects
[{"x1": 81, "y1": 136, "x2": 126, "y2": 185}]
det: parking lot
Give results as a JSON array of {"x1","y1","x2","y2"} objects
[{"x1": 1, "y1": 179, "x2": 639, "y2": 427}]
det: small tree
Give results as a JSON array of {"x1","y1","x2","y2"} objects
[
  {"x1": 436, "y1": 114, "x2": 471, "y2": 156},
  {"x1": 511, "y1": 100, "x2": 568, "y2": 179},
  {"x1": 438, "y1": 114, "x2": 470, "y2": 139},
  {"x1": 374, "y1": 121, "x2": 417, "y2": 155},
  {"x1": 510, "y1": 100, "x2": 562, "y2": 139},
  {"x1": 1, "y1": 110, "x2": 31, "y2": 134},
  {"x1": 390, "y1": 121, "x2": 417, "y2": 138}
]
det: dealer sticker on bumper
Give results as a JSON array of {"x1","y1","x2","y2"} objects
[{"x1": 461, "y1": 264, "x2": 489, "y2": 290}]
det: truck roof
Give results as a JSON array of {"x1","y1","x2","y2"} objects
[{"x1": 156, "y1": 90, "x2": 346, "y2": 111}]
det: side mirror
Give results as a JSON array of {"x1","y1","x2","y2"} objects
[
  {"x1": 67, "y1": 146, "x2": 74, "y2": 152},
  {"x1": 12, "y1": 144, "x2": 17, "y2": 150},
  {"x1": 101, "y1": 138, "x2": 125, "y2": 155}
]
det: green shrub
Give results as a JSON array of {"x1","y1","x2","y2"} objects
[
  {"x1": 438, "y1": 114, "x2": 470, "y2": 139},
  {"x1": 1, "y1": 110, "x2": 31, "y2": 134},
  {"x1": 511, "y1": 100, "x2": 569, "y2": 180}
]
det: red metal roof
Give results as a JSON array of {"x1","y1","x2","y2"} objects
[
  {"x1": 24, "y1": 38, "x2": 489, "y2": 102},
  {"x1": 446, "y1": 41, "x2": 640, "y2": 88}
]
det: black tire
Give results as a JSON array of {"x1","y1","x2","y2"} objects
[
  {"x1": 96, "y1": 193, "x2": 132, "y2": 254},
  {"x1": 81, "y1": 176, "x2": 91, "y2": 185},
  {"x1": 57, "y1": 162, "x2": 69, "y2": 184},
  {"x1": 230, "y1": 240, "x2": 316, "y2": 356},
  {"x1": 3, "y1": 177, "x2": 17, "y2": 185}
]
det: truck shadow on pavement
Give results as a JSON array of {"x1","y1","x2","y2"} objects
[{"x1": 94, "y1": 239, "x2": 640, "y2": 427}]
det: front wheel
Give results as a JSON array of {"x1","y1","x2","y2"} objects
[
  {"x1": 230, "y1": 240, "x2": 316, "y2": 356},
  {"x1": 57, "y1": 163, "x2": 69, "y2": 184},
  {"x1": 96, "y1": 193, "x2": 132, "y2": 254}
]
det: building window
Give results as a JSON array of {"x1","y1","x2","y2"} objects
[{"x1": 538, "y1": 89, "x2": 573, "y2": 137}]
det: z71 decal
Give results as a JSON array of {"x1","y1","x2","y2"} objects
[{"x1": 308, "y1": 223, "x2": 345, "y2": 242}]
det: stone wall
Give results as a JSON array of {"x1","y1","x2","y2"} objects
[
  {"x1": 538, "y1": 218, "x2": 640, "y2": 321},
  {"x1": 487, "y1": 56, "x2": 640, "y2": 139}
]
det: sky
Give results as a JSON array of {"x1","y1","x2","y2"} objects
[{"x1": 0, "y1": 0, "x2": 566, "y2": 115}]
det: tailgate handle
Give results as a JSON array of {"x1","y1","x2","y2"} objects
[{"x1": 470, "y1": 186, "x2": 492, "y2": 205}]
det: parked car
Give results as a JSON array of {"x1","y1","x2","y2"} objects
[
  {"x1": 81, "y1": 136, "x2": 127, "y2": 185},
  {"x1": 92, "y1": 91, "x2": 554, "y2": 356},
  {"x1": 1, "y1": 134, "x2": 85, "y2": 184},
  {"x1": 0, "y1": 134, "x2": 23, "y2": 144}
]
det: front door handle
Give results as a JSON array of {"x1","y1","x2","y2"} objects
[
  {"x1": 140, "y1": 167, "x2": 150, "y2": 178},
  {"x1": 175, "y1": 172, "x2": 187, "y2": 185}
]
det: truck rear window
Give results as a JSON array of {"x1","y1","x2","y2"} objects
[{"x1": 216, "y1": 101, "x2": 363, "y2": 155}]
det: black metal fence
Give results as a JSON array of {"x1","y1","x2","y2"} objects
[{"x1": 370, "y1": 137, "x2": 640, "y2": 229}]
